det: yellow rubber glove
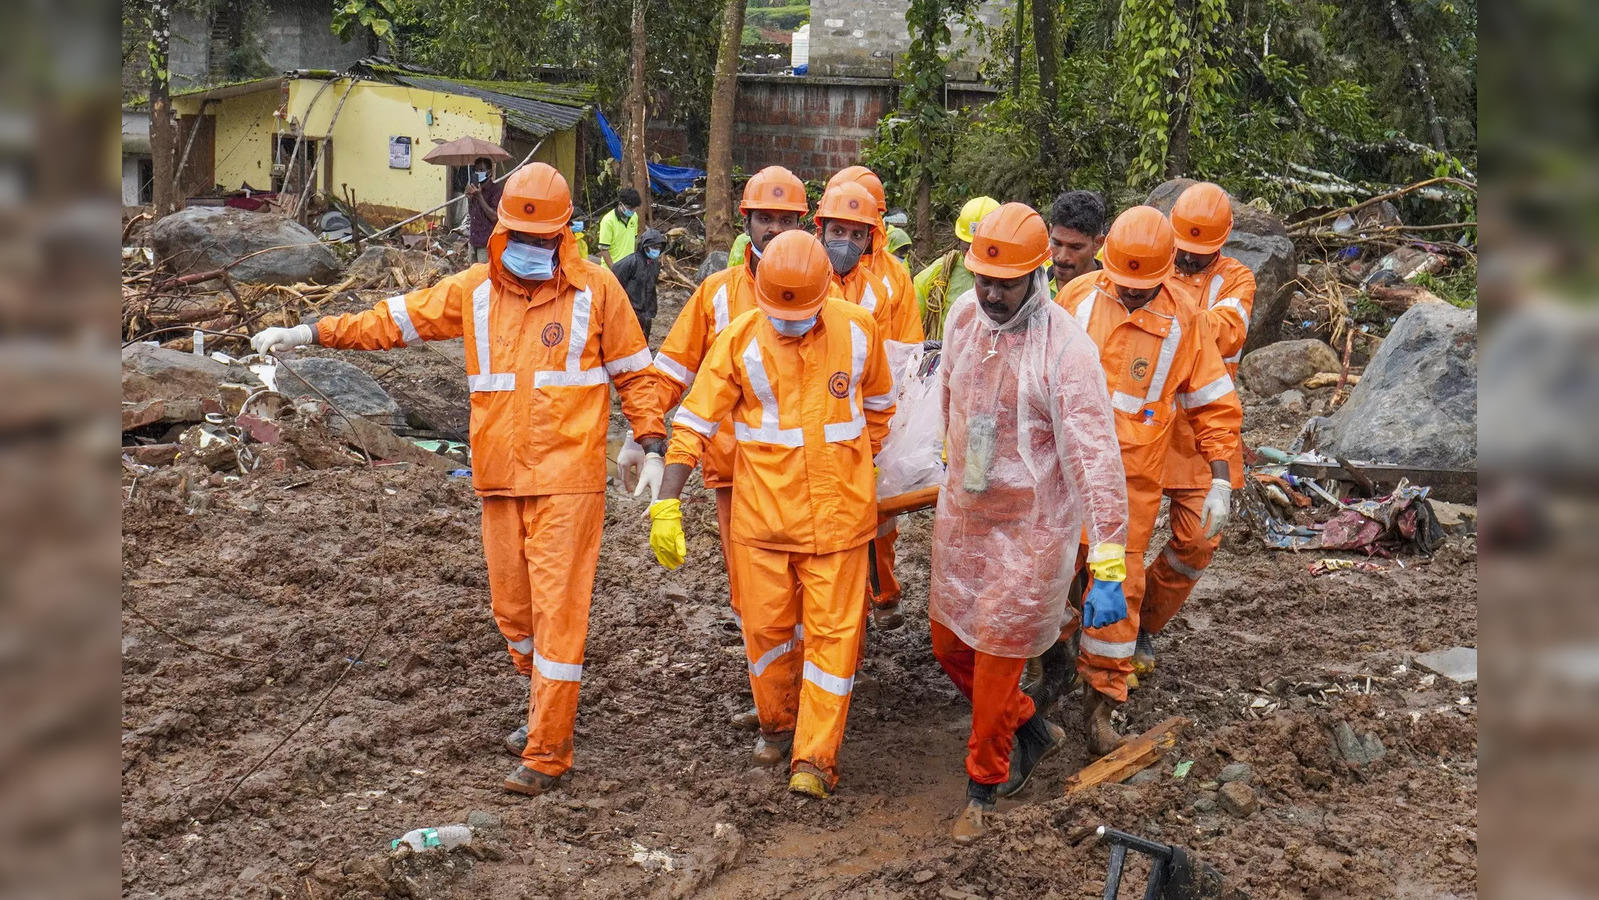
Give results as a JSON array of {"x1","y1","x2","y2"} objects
[
  {"x1": 648, "y1": 498, "x2": 686, "y2": 570},
  {"x1": 1086, "y1": 542, "x2": 1127, "y2": 583}
]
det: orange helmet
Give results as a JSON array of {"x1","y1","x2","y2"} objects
[
  {"x1": 814, "y1": 182, "x2": 878, "y2": 229},
  {"x1": 964, "y1": 202, "x2": 1049, "y2": 278},
  {"x1": 740, "y1": 166, "x2": 809, "y2": 215},
  {"x1": 497, "y1": 162, "x2": 573, "y2": 234},
  {"x1": 1170, "y1": 182, "x2": 1233, "y2": 253},
  {"x1": 1102, "y1": 206, "x2": 1176, "y2": 289},
  {"x1": 754, "y1": 230, "x2": 833, "y2": 320},
  {"x1": 827, "y1": 165, "x2": 886, "y2": 213}
]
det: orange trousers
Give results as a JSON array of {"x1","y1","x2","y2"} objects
[
  {"x1": 1063, "y1": 474, "x2": 1160, "y2": 703},
  {"x1": 868, "y1": 520, "x2": 902, "y2": 610},
  {"x1": 715, "y1": 486, "x2": 737, "y2": 616},
  {"x1": 482, "y1": 493, "x2": 605, "y2": 777},
  {"x1": 931, "y1": 621, "x2": 1036, "y2": 784},
  {"x1": 1143, "y1": 487, "x2": 1220, "y2": 635},
  {"x1": 729, "y1": 540, "x2": 868, "y2": 790}
]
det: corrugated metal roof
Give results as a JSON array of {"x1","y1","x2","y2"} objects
[{"x1": 377, "y1": 72, "x2": 595, "y2": 139}]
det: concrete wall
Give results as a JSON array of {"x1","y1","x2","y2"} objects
[
  {"x1": 731, "y1": 75, "x2": 893, "y2": 182},
  {"x1": 169, "y1": 0, "x2": 370, "y2": 90},
  {"x1": 808, "y1": 0, "x2": 1009, "y2": 79}
]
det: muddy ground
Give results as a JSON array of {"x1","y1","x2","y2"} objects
[{"x1": 122, "y1": 282, "x2": 1476, "y2": 899}]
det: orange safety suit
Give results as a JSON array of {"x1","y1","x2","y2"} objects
[
  {"x1": 315, "y1": 224, "x2": 664, "y2": 777},
  {"x1": 1053, "y1": 272, "x2": 1241, "y2": 701},
  {"x1": 1145, "y1": 257, "x2": 1256, "y2": 635},
  {"x1": 835, "y1": 249, "x2": 924, "y2": 613},
  {"x1": 665, "y1": 298, "x2": 896, "y2": 789}
]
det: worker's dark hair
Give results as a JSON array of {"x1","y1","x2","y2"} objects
[
  {"x1": 618, "y1": 187, "x2": 642, "y2": 208},
  {"x1": 1049, "y1": 190, "x2": 1109, "y2": 237}
]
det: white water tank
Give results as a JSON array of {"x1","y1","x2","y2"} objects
[{"x1": 791, "y1": 23, "x2": 810, "y2": 69}]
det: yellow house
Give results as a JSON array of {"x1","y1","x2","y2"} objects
[{"x1": 170, "y1": 62, "x2": 594, "y2": 227}]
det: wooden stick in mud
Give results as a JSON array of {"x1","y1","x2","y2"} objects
[{"x1": 1063, "y1": 716, "x2": 1190, "y2": 794}]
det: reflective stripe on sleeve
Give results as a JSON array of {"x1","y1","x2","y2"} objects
[
  {"x1": 385, "y1": 295, "x2": 420, "y2": 344},
  {"x1": 652, "y1": 351, "x2": 695, "y2": 388},
  {"x1": 604, "y1": 347, "x2": 653, "y2": 377},
  {"x1": 672, "y1": 406, "x2": 720, "y2": 437},
  {"x1": 1177, "y1": 373, "x2": 1235, "y2": 408}
]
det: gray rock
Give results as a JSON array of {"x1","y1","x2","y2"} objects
[
  {"x1": 1218, "y1": 781, "x2": 1259, "y2": 818},
  {"x1": 1191, "y1": 794, "x2": 1218, "y2": 813},
  {"x1": 694, "y1": 251, "x2": 731, "y2": 286},
  {"x1": 465, "y1": 809, "x2": 501, "y2": 829},
  {"x1": 1237, "y1": 339, "x2": 1341, "y2": 396},
  {"x1": 1415, "y1": 646, "x2": 1477, "y2": 684},
  {"x1": 277, "y1": 358, "x2": 404, "y2": 427},
  {"x1": 122, "y1": 342, "x2": 261, "y2": 407},
  {"x1": 911, "y1": 869, "x2": 937, "y2": 884},
  {"x1": 1480, "y1": 306, "x2": 1599, "y2": 476},
  {"x1": 1146, "y1": 178, "x2": 1297, "y2": 355},
  {"x1": 1332, "y1": 721, "x2": 1387, "y2": 766},
  {"x1": 151, "y1": 206, "x2": 340, "y2": 285},
  {"x1": 1319, "y1": 303, "x2": 1476, "y2": 470},
  {"x1": 1218, "y1": 762, "x2": 1254, "y2": 784},
  {"x1": 1126, "y1": 768, "x2": 1162, "y2": 785}
]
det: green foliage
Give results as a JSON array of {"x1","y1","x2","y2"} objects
[
  {"x1": 333, "y1": 0, "x2": 398, "y2": 41},
  {"x1": 743, "y1": 3, "x2": 808, "y2": 33},
  {"x1": 1412, "y1": 256, "x2": 1478, "y2": 308}
]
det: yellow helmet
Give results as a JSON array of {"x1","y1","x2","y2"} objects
[{"x1": 955, "y1": 196, "x2": 1001, "y2": 244}]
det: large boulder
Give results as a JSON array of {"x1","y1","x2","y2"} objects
[
  {"x1": 1237, "y1": 339, "x2": 1341, "y2": 396},
  {"x1": 278, "y1": 357, "x2": 404, "y2": 427},
  {"x1": 151, "y1": 207, "x2": 340, "y2": 285},
  {"x1": 1320, "y1": 303, "x2": 1477, "y2": 469},
  {"x1": 1146, "y1": 179, "x2": 1297, "y2": 355},
  {"x1": 695, "y1": 251, "x2": 730, "y2": 286},
  {"x1": 122, "y1": 342, "x2": 260, "y2": 406}
]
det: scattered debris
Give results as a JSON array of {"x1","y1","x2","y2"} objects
[
  {"x1": 279, "y1": 358, "x2": 405, "y2": 428},
  {"x1": 1218, "y1": 781, "x2": 1259, "y2": 818},
  {"x1": 1415, "y1": 647, "x2": 1477, "y2": 684},
  {"x1": 391, "y1": 824, "x2": 473, "y2": 853},
  {"x1": 1064, "y1": 716, "x2": 1189, "y2": 794},
  {"x1": 1217, "y1": 762, "x2": 1253, "y2": 784},
  {"x1": 150, "y1": 207, "x2": 341, "y2": 286},
  {"x1": 1332, "y1": 721, "x2": 1387, "y2": 767},
  {"x1": 1237, "y1": 339, "x2": 1342, "y2": 395},
  {"x1": 1310, "y1": 558, "x2": 1390, "y2": 576}
]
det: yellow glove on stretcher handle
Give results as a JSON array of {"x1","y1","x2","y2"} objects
[{"x1": 648, "y1": 499, "x2": 687, "y2": 570}]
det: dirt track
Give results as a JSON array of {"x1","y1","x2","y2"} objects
[{"x1": 122, "y1": 286, "x2": 1477, "y2": 900}]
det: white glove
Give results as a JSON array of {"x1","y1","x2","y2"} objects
[
  {"x1": 616, "y1": 433, "x2": 646, "y2": 493},
  {"x1": 1201, "y1": 477, "x2": 1232, "y2": 539},
  {"x1": 251, "y1": 324, "x2": 314, "y2": 356},
  {"x1": 634, "y1": 452, "x2": 664, "y2": 500}
]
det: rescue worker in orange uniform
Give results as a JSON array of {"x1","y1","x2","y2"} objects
[
  {"x1": 646, "y1": 229, "x2": 897, "y2": 799},
  {"x1": 1140, "y1": 182, "x2": 1257, "y2": 674},
  {"x1": 1052, "y1": 206, "x2": 1241, "y2": 752},
  {"x1": 249, "y1": 164, "x2": 665, "y2": 797},
  {"x1": 931, "y1": 203, "x2": 1129, "y2": 841},
  {"x1": 629, "y1": 165, "x2": 813, "y2": 731},
  {"x1": 815, "y1": 178, "x2": 924, "y2": 631}
]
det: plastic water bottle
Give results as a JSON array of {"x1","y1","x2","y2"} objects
[{"x1": 391, "y1": 824, "x2": 472, "y2": 852}]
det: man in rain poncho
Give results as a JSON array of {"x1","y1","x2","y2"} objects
[{"x1": 930, "y1": 203, "x2": 1130, "y2": 841}]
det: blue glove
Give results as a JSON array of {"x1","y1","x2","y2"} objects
[{"x1": 1082, "y1": 578, "x2": 1128, "y2": 629}]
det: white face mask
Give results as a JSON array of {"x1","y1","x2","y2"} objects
[{"x1": 767, "y1": 314, "x2": 817, "y2": 337}]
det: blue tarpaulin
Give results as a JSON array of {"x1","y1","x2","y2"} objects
[{"x1": 594, "y1": 108, "x2": 704, "y2": 194}]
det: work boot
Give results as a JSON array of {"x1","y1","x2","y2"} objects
[
  {"x1": 952, "y1": 780, "x2": 997, "y2": 843},
  {"x1": 504, "y1": 724, "x2": 528, "y2": 756},
  {"x1": 1083, "y1": 684, "x2": 1131, "y2": 758},
  {"x1": 788, "y1": 763, "x2": 829, "y2": 799},
  {"x1": 503, "y1": 765, "x2": 560, "y2": 797},
  {"x1": 871, "y1": 604, "x2": 904, "y2": 631},
  {"x1": 729, "y1": 706, "x2": 760, "y2": 730},
  {"x1": 997, "y1": 714, "x2": 1066, "y2": 798},
  {"x1": 751, "y1": 732, "x2": 793, "y2": 767},
  {"x1": 1132, "y1": 629, "x2": 1156, "y2": 677}
]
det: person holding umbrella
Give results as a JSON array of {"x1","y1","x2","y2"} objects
[{"x1": 464, "y1": 157, "x2": 505, "y2": 263}]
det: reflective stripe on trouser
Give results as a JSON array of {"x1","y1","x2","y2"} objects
[
  {"x1": 729, "y1": 540, "x2": 869, "y2": 789},
  {"x1": 715, "y1": 487, "x2": 738, "y2": 617},
  {"x1": 930, "y1": 620, "x2": 1035, "y2": 785},
  {"x1": 1143, "y1": 486, "x2": 1220, "y2": 635},
  {"x1": 1062, "y1": 475, "x2": 1160, "y2": 703},
  {"x1": 481, "y1": 493, "x2": 604, "y2": 777}
]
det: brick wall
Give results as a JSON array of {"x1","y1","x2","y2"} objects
[
  {"x1": 731, "y1": 75, "x2": 894, "y2": 181},
  {"x1": 809, "y1": 0, "x2": 1010, "y2": 80}
]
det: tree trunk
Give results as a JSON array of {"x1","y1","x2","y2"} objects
[
  {"x1": 148, "y1": 0, "x2": 177, "y2": 216},
  {"x1": 704, "y1": 0, "x2": 745, "y2": 250},
  {"x1": 913, "y1": 171, "x2": 933, "y2": 263},
  {"x1": 1385, "y1": 0, "x2": 1448, "y2": 154},
  {"x1": 1163, "y1": 0, "x2": 1194, "y2": 178},
  {"x1": 1011, "y1": 0, "x2": 1025, "y2": 95},
  {"x1": 1030, "y1": 0, "x2": 1058, "y2": 167},
  {"x1": 623, "y1": 0, "x2": 652, "y2": 224}
]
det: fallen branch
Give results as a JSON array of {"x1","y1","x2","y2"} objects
[
  {"x1": 1290, "y1": 178, "x2": 1477, "y2": 232},
  {"x1": 1064, "y1": 716, "x2": 1190, "y2": 794}
]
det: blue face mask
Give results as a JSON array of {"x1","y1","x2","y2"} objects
[
  {"x1": 501, "y1": 241, "x2": 556, "y2": 280},
  {"x1": 571, "y1": 220, "x2": 585, "y2": 233},
  {"x1": 645, "y1": 247, "x2": 661, "y2": 260},
  {"x1": 619, "y1": 207, "x2": 634, "y2": 221},
  {"x1": 473, "y1": 170, "x2": 489, "y2": 183},
  {"x1": 768, "y1": 314, "x2": 817, "y2": 337}
]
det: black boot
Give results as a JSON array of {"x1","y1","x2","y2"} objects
[{"x1": 997, "y1": 713, "x2": 1066, "y2": 798}]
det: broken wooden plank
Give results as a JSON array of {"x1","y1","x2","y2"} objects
[
  {"x1": 1287, "y1": 461, "x2": 1476, "y2": 487},
  {"x1": 1064, "y1": 716, "x2": 1189, "y2": 795}
]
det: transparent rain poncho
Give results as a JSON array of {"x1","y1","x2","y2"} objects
[{"x1": 929, "y1": 272, "x2": 1129, "y2": 658}]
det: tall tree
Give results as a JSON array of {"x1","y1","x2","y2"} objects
[
  {"x1": 703, "y1": 0, "x2": 746, "y2": 250},
  {"x1": 145, "y1": 0, "x2": 177, "y2": 216},
  {"x1": 1030, "y1": 0, "x2": 1058, "y2": 167},
  {"x1": 622, "y1": 0, "x2": 652, "y2": 222}
]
